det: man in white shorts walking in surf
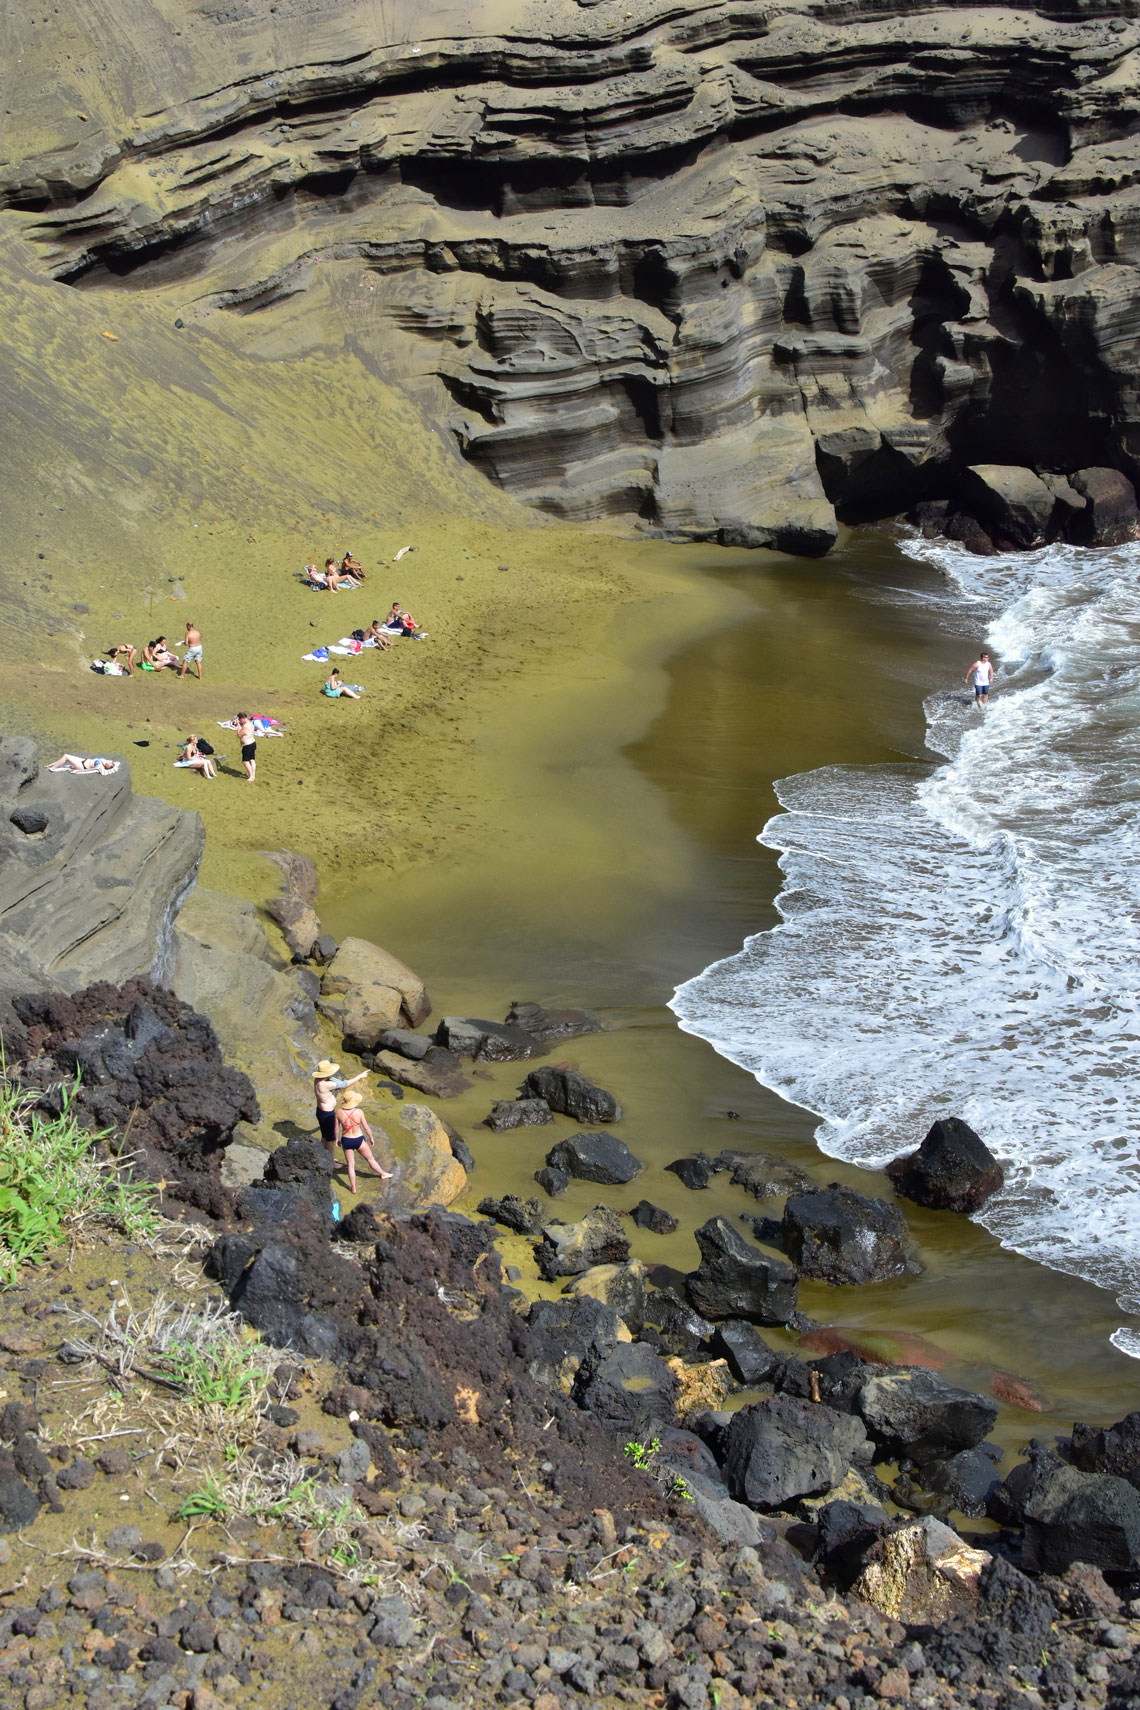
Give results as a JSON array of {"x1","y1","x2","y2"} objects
[{"x1": 965, "y1": 650, "x2": 995, "y2": 707}]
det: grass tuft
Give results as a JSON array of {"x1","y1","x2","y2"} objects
[{"x1": 0, "y1": 1074, "x2": 159, "y2": 1283}]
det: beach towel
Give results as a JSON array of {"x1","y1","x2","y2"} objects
[
  {"x1": 394, "y1": 545, "x2": 415, "y2": 561},
  {"x1": 303, "y1": 647, "x2": 330, "y2": 662}
]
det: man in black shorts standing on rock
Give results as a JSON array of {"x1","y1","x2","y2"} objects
[{"x1": 236, "y1": 711, "x2": 256, "y2": 782}]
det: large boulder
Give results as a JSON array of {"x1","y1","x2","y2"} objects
[
  {"x1": 371, "y1": 1047, "x2": 472, "y2": 1099},
  {"x1": 535, "y1": 1206, "x2": 631, "y2": 1280},
  {"x1": 572, "y1": 1340, "x2": 679, "y2": 1440},
  {"x1": 714, "y1": 1319, "x2": 782, "y2": 1386},
  {"x1": 317, "y1": 937, "x2": 430, "y2": 1048},
  {"x1": 434, "y1": 1016, "x2": 538, "y2": 1061},
  {"x1": 781, "y1": 1186, "x2": 910, "y2": 1285},
  {"x1": 520, "y1": 1066, "x2": 621, "y2": 1124},
  {"x1": 384, "y1": 1103, "x2": 467, "y2": 1211},
  {"x1": 686, "y1": 1217, "x2": 798, "y2": 1324},
  {"x1": 850, "y1": 1516, "x2": 990, "y2": 1622},
  {"x1": 562, "y1": 1260, "x2": 647, "y2": 1336},
  {"x1": 721, "y1": 1395, "x2": 870, "y2": 1511},
  {"x1": 910, "y1": 1446, "x2": 1004, "y2": 1518},
  {"x1": 643, "y1": 1291, "x2": 715, "y2": 1359},
  {"x1": 1068, "y1": 1409, "x2": 1140, "y2": 1487},
  {"x1": 1069, "y1": 467, "x2": 1140, "y2": 546},
  {"x1": 477, "y1": 1194, "x2": 546, "y2": 1236},
  {"x1": 886, "y1": 1116, "x2": 1004, "y2": 1214},
  {"x1": 857, "y1": 1368, "x2": 998, "y2": 1461},
  {"x1": 485, "y1": 1098, "x2": 552, "y2": 1131},
  {"x1": 504, "y1": 1000, "x2": 599, "y2": 1042},
  {"x1": 631, "y1": 1200, "x2": 678, "y2": 1234},
  {"x1": 959, "y1": 464, "x2": 1056, "y2": 548},
  {"x1": 545, "y1": 1131, "x2": 643, "y2": 1185},
  {"x1": 666, "y1": 1152, "x2": 721, "y2": 1190},
  {"x1": 526, "y1": 1294, "x2": 626, "y2": 1393},
  {"x1": 997, "y1": 1455, "x2": 1140, "y2": 1575},
  {"x1": 263, "y1": 893, "x2": 321, "y2": 960}
]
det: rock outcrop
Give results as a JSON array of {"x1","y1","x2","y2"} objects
[
  {"x1": 9, "y1": 2, "x2": 1140, "y2": 551},
  {"x1": 0, "y1": 737, "x2": 203, "y2": 1005}
]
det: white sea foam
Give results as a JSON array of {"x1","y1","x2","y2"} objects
[{"x1": 671, "y1": 537, "x2": 1140, "y2": 1327}]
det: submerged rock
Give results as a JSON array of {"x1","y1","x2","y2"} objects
[
  {"x1": 631, "y1": 1199, "x2": 678, "y2": 1235},
  {"x1": 686, "y1": 1216, "x2": 799, "y2": 1324},
  {"x1": 781, "y1": 1185, "x2": 911, "y2": 1285},
  {"x1": 886, "y1": 1116, "x2": 1004, "y2": 1214},
  {"x1": 520, "y1": 1066, "x2": 621, "y2": 1124},
  {"x1": 505, "y1": 1000, "x2": 599, "y2": 1042},
  {"x1": 718, "y1": 1149, "x2": 813, "y2": 1201},
  {"x1": 666, "y1": 1152, "x2": 720, "y2": 1190},
  {"x1": 545, "y1": 1130, "x2": 643, "y2": 1185},
  {"x1": 435, "y1": 1015, "x2": 538, "y2": 1061},
  {"x1": 534, "y1": 1163, "x2": 569, "y2": 1197},
  {"x1": 485, "y1": 1097, "x2": 553, "y2": 1131}
]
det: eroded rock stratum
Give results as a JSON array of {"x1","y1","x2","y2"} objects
[{"x1": 6, "y1": 0, "x2": 1140, "y2": 553}]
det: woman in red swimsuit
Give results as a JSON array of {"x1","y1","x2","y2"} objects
[{"x1": 334, "y1": 1090, "x2": 394, "y2": 1194}]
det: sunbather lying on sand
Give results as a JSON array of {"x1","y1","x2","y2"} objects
[{"x1": 48, "y1": 755, "x2": 119, "y2": 774}]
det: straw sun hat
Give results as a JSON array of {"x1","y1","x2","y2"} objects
[
  {"x1": 312, "y1": 1059, "x2": 340, "y2": 1078},
  {"x1": 340, "y1": 1089, "x2": 364, "y2": 1109}
]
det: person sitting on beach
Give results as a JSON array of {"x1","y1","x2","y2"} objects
[
  {"x1": 176, "y1": 735, "x2": 216, "y2": 778},
  {"x1": 48, "y1": 754, "x2": 119, "y2": 774},
  {"x1": 324, "y1": 668, "x2": 361, "y2": 699},
  {"x1": 334, "y1": 1089, "x2": 394, "y2": 1195},
  {"x1": 304, "y1": 562, "x2": 329, "y2": 589},
  {"x1": 341, "y1": 550, "x2": 365, "y2": 582},
  {"x1": 108, "y1": 642, "x2": 136, "y2": 676},
  {"x1": 364, "y1": 619, "x2": 394, "y2": 652},
  {"x1": 142, "y1": 636, "x2": 177, "y2": 669},
  {"x1": 397, "y1": 607, "x2": 425, "y2": 638},
  {"x1": 383, "y1": 601, "x2": 403, "y2": 631},
  {"x1": 325, "y1": 557, "x2": 359, "y2": 593}
]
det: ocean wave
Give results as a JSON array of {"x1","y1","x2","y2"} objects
[{"x1": 671, "y1": 537, "x2": 1140, "y2": 1315}]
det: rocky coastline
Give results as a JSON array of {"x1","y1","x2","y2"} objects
[{"x1": 2, "y1": 739, "x2": 1140, "y2": 1709}]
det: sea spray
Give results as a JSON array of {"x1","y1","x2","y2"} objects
[{"x1": 671, "y1": 537, "x2": 1140, "y2": 1340}]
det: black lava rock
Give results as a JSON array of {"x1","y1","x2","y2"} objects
[
  {"x1": 781, "y1": 1185, "x2": 911, "y2": 1285},
  {"x1": 545, "y1": 1131, "x2": 643, "y2": 1185},
  {"x1": 534, "y1": 1165, "x2": 569, "y2": 1197},
  {"x1": 631, "y1": 1200, "x2": 678, "y2": 1234},
  {"x1": 485, "y1": 1098, "x2": 553, "y2": 1131},
  {"x1": 686, "y1": 1216, "x2": 798, "y2": 1324},
  {"x1": 666, "y1": 1152, "x2": 719, "y2": 1190},
  {"x1": 715, "y1": 1319, "x2": 781, "y2": 1385},
  {"x1": 476, "y1": 1194, "x2": 546, "y2": 1236},
  {"x1": 520, "y1": 1066, "x2": 621, "y2": 1124},
  {"x1": 721, "y1": 1395, "x2": 870, "y2": 1511},
  {"x1": 886, "y1": 1116, "x2": 1004, "y2": 1214},
  {"x1": 857, "y1": 1367, "x2": 998, "y2": 1461}
]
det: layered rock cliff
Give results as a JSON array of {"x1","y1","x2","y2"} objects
[{"x1": 4, "y1": 0, "x2": 1140, "y2": 552}]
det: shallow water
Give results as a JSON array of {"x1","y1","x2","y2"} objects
[{"x1": 324, "y1": 529, "x2": 1140, "y2": 1456}]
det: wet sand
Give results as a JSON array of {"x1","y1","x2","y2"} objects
[{"x1": 322, "y1": 529, "x2": 1138, "y2": 1462}]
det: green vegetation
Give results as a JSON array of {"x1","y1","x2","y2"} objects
[
  {"x1": 0, "y1": 1074, "x2": 158, "y2": 1283},
  {"x1": 157, "y1": 1335, "x2": 271, "y2": 1414},
  {"x1": 623, "y1": 1437, "x2": 662, "y2": 1470},
  {"x1": 624, "y1": 1438, "x2": 695, "y2": 1503}
]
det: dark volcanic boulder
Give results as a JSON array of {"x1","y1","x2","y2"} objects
[
  {"x1": 718, "y1": 1149, "x2": 813, "y2": 1201},
  {"x1": 715, "y1": 1319, "x2": 782, "y2": 1386},
  {"x1": 721, "y1": 1395, "x2": 870, "y2": 1511},
  {"x1": 535, "y1": 1206, "x2": 631, "y2": 1279},
  {"x1": 857, "y1": 1368, "x2": 998, "y2": 1461},
  {"x1": 0, "y1": 1449, "x2": 42, "y2": 1532},
  {"x1": 1014, "y1": 1461, "x2": 1140, "y2": 1575},
  {"x1": 814, "y1": 1498, "x2": 891, "y2": 1584},
  {"x1": 526, "y1": 1294, "x2": 625, "y2": 1391},
  {"x1": 1068, "y1": 1409, "x2": 1140, "y2": 1487},
  {"x1": 643, "y1": 1290, "x2": 714, "y2": 1359},
  {"x1": 912, "y1": 1446, "x2": 1004, "y2": 1518},
  {"x1": 572, "y1": 1340, "x2": 679, "y2": 1440},
  {"x1": 485, "y1": 1098, "x2": 553, "y2": 1131},
  {"x1": 377, "y1": 1028, "x2": 432, "y2": 1061},
  {"x1": 534, "y1": 1164, "x2": 569, "y2": 1197},
  {"x1": 886, "y1": 1116, "x2": 1004, "y2": 1214},
  {"x1": 262, "y1": 1137, "x2": 336, "y2": 1224},
  {"x1": 435, "y1": 1016, "x2": 538, "y2": 1061},
  {"x1": 781, "y1": 1185, "x2": 910, "y2": 1285},
  {"x1": 631, "y1": 1199, "x2": 678, "y2": 1235},
  {"x1": 505, "y1": 1001, "x2": 599, "y2": 1042},
  {"x1": 1069, "y1": 467, "x2": 1140, "y2": 547},
  {"x1": 686, "y1": 1217, "x2": 798, "y2": 1324},
  {"x1": 372, "y1": 1046, "x2": 472, "y2": 1099},
  {"x1": 959, "y1": 464, "x2": 1056, "y2": 549},
  {"x1": 545, "y1": 1130, "x2": 642, "y2": 1185},
  {"x1": 477, "y1": 1194, "x2": 546, "y2": 1236},
  {"x1": 666, "y1": 1152, "x2": 720, "y2": 1190},
  {"x1": 520, "y1": 1066, "x2": 621, "y2": 1124}
]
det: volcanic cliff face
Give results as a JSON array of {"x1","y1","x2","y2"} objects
[{"x1": 5, "y1": 0, "x2": 1140, "y2": 553}]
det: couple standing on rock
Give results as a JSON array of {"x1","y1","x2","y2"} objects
[{"x1": 313, "y1": 1059, "x2": 393, "y2": 1195}]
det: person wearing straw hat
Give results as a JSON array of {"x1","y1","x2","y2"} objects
[
  {"x1": 313, "y1": 1059, "x2": 367, "y2": 1156},
  {"x1": 334, "y1": 1089, "x2": 393, "y2": 1195}
]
